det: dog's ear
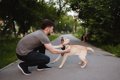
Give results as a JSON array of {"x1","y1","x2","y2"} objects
[{"x1": 61, "y1": 37, "x2": 64, "y2": 44}]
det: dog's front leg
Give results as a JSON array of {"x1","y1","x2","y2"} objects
[
  {"x1": 51, "y1": 55, "x2": 61, "y2": 64},
  {"x1": 59, "y1": 54, "x2": 68, "y2": 69}
]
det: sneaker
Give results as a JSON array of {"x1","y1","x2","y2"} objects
[
  {"x1": 37, "y1": 65, "x2": 51, "y2": 71},
  {"x1": 18, "y1": 63, "x2": 31, "y2": 75}
]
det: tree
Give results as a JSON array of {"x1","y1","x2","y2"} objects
[
  {"x1": 0, "y1": 0, "x2": 59, "y2": 37},
  {"x1": 69, "y1": 0, "x2": 120, "y2": 44}
]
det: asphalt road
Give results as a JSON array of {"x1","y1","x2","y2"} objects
[{"x1": 0, "y1": 34, "x2": 120, "y2": 80}]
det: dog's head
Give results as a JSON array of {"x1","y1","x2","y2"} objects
[
  {"x1": 60, "y1": 37, "x2": 70, "y2": 50},
  {"x1": 61, "y1": 37, "x2": 70, "y2": 45}
]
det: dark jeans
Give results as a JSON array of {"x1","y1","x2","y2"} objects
[{"x1": 17, "y1": 44, "x2": 50, "y2": 67}]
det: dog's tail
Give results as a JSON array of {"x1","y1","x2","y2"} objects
[{"x1": 87, "y1": 47, "x2": 94, "y2": 53}]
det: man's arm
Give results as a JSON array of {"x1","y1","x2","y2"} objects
[
  {"x1": 52, "y1": 44, "x2": 63, "y2": 49},
  {"x1": 44, "y1": 43, "x2": 70, "y2": 54}
]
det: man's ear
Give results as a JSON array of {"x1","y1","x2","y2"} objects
[{"x1": 45, "y1": 27, "x2": 50, "y2": 31}]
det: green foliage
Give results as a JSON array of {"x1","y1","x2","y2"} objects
[
  {"x1": 56, "y1": 15, "x2": 73, "y2": 32},
  {"x1": 55, "y1": 15, "x2": 81, "y2": 33},
  {"x1": 0, "y1": 0, "x2": 59, "y2": 36},
  {"x1": 100, "y1": 44, "x2": 120, "y2": 57},
  {"x1": 89, "y1": 39, "x2": 120, "y2": 57},
  {"x1": 0, "y1": 38, "x2": 19, "y2": 69},
  {"x1": 48, "y1": 34, "x2": 59, "y2": 41},
  {"x1": 69, "y1": 0, "x2": 120, "y2": 44},
  {"x1": 73, "y1": 28, "x2": 85, "y2": 38}
]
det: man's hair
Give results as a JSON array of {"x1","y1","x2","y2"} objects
[{"x1": 41, "y1": 19, "x2": 54, "y2": 29}]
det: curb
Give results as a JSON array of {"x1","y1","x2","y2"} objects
[{"x1": 0, "y1": 60, "x2": 19, "y2": 72}]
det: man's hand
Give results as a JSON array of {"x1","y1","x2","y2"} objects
[{"x1": 64, "y1": 45, "x2": 70, "y2": 53}]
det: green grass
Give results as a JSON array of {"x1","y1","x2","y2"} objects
[
  {"x1": 0, "y1": 38, "x2": 19, "y2": 69},
  {"x1": 89, "y1": 40, "x2": 120, "y2": 58},
  {"x1": 100, "y1": 44, "x2": 120, "y2": 57},
  {"x1": 89, "y1": 41, "x2": 120, "y2": 57}
]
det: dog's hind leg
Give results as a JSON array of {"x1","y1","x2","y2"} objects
[
  {"x1": 78, "y1": 60, "x2": 84, "y2": 65},
  {"x1": 51, "y1": 55, "x2": 61, "y2": 63},
  {"x1": 80, "y1": 56, "x2": 88, "y2": 68},
  {"x1": 59, "y1": 54, "x2": 68, "y2": 68},
  {"x1": 78, "y1": 51, "x2": 88, "y2": 68},
  {"x1": 77, "y1": 54, "x2": 83, "y2": 65}
]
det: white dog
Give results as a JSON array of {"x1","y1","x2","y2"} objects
[{"x1": 51, "y1": 38, "x2": 94, "y2": 69}]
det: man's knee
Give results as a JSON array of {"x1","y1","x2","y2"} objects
[{"x1": 44, "y1": 56, "x2": 50, "y2": 64}]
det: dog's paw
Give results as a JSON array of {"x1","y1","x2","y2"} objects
[
  {"x1": 59, "y1": 66, "x2": 63, "y2": 69},
  {"x1": 79, "y1": 62, "x2": 84, "y2": 66},
  {"x1": 81, "y1": 66, "x2": 85, "y2": 68},
  {"x1": 81, "y1": 64, "x2": 86, "y2": 68}
]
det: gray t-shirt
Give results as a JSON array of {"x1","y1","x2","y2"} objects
[{"x1": 16, "y1": 30, "x2": 50, "y2": 55}]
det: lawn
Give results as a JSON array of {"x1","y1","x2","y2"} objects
[{"x1": 0, "y1": 38, "x2": 19, "y2": 69}]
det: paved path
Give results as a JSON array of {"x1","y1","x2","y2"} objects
[{"x1": 0, "y1": 34, "x2": 120, "y2": 80}]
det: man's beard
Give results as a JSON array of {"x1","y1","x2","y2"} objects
[{"x1": 47, "y1": 33, "x2": 51, "y2": 36}]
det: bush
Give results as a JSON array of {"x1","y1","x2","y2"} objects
[
  {"x1": 101, "y1": 44, "x2": 120, "y2": 57},
  {"x1": 0, "y1": 38, "x2": 19, "y2": 69},
  {"x1": 48, "y1": 33, "x2": 59, "y2": 41}
]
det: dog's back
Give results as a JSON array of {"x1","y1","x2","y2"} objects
[{"x1": 67, "y1": 45, "x2": 94, "y2": 56}]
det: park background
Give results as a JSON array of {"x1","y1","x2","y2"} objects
[{"x1": 0, "y1": 0, "x2": 120, "y2": 69}]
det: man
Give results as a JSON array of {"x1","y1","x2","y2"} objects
[{"x1": 16, "y1": 19, "x2": 70, "y2": 75}]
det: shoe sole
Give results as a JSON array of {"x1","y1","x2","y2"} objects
[
  {"x1": 37, "y1": 69, "x2": 44, "y2": 71},
  {"x1": 18, "y1": 64, "x2": 31, "y2": 75},
  {"x1": 37, "y1": 67, "x2": 51, "y2": 71}
]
